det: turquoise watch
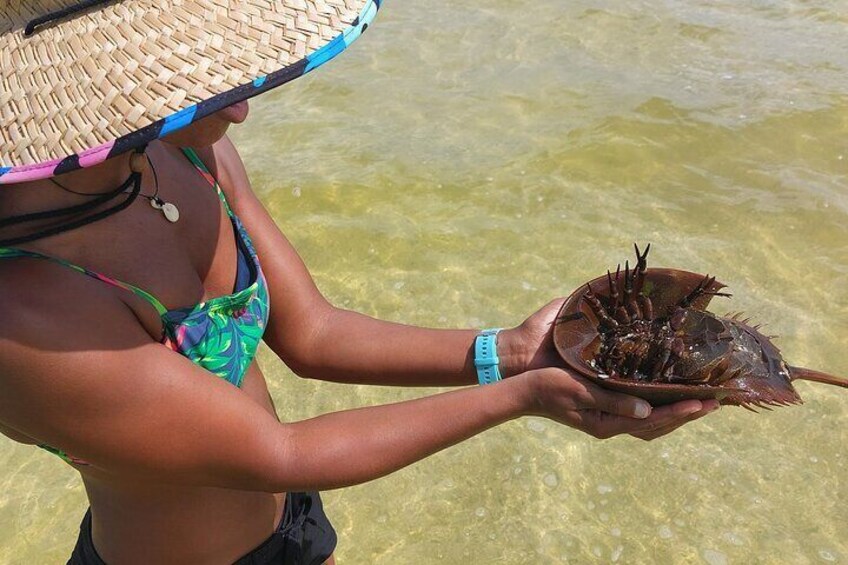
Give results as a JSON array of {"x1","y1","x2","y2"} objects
[{"x1": 474, "y1": 328, "x2": 503, "y2": 385}]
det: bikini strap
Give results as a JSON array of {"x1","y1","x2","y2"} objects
[
  {"x1": 0, "y1": 247, "x2": 169, "y2": 316},
  {"x1": 180, "y1": 147, "x2": 234, "y2": 217}
]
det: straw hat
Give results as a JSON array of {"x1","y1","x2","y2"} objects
[{"x1": 0, "y1": 0, "x2": 380, "y2": 184}]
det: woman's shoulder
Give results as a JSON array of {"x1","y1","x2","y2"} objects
[
  {"x1": 0, "y1": 257, "x2": 163, "y2": 438},
  {"x1": 0, "y1": 256, "x2": 152, "y2": 354}
]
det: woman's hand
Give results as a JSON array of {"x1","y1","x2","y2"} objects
[
  {"x1": 521, "y1": 367, "x2": 720, "y2": 441},
  {"x1": 504, "y1": 301, "x2": 720, "y2": 440},
  {"x1": 500, "y1": 298, "x2": 569, "y2": 376}
]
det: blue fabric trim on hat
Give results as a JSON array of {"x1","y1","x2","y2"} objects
[
  {"x1": 306, "y1": 0, "x2": 378, "y2": 73},
  {"x1": 305, "y1": 35, "x2": 347, "y2": 73},
  {"x1": 348, "y1": 1, "x2": 378, "y2": 45},
  {"x1": 343, "y1": 18, "x2": 364, "y2": 45},
  {"x1": 0, "y1": 167, "x2": 10, "y2": 178},
  {"x1": 362, "y1": 0, "x2": 379, "y2": 24},
  {"x1": 253, "y1": 76, "x2": 267, "y2": 88},
  {"x1": 159, "y1": 105, "x2": 198, "y2": 137}
]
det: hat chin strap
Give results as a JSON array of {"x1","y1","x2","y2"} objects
[{"x1": 24, "y1": 0, "x2": 118, "y2": 37}]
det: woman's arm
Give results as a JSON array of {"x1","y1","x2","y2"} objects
[
  {"x1": 0, "y1": 274, "x2": 711, "y2": 491},
  {"x1": 201, "y1": 137, "x2": 533, "y2": 386}
]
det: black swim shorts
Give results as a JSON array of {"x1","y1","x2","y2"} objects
[{"x1": 67, "y1": 491, "x2": 337, "y2": 565}]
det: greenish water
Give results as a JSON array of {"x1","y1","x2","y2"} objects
[{"x1": 2, "y1": 0, "x2": 847, "y2": 563}]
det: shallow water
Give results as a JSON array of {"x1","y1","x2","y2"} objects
[{"x1": 2, "y1": 0, "x2": 847, "y2": 563}]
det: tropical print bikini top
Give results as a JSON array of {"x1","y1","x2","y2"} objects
[{"x1": 0, "y1": 148, "x2": 270, "y2": 465}]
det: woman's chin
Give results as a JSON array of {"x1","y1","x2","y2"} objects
[
  {"x1": 222, "y1": 100, "x2": 250, "y2": 124},
  {"x1": 162, "y1": 128, "x2": 228, "y2": 148},
  {"x1": 161, "y1": 101, "x2": 249, "y2": 147}
]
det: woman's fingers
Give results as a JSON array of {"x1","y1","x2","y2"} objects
[
  {"x1": 585, "y1": 387, "x2": 652, "y2": 419},
  {"x1": 583, "y1": 399, "x2": 716, "y2": 439},
  {"x1": 630, "y1": 400, "x2": 721, "y2": 441},
  {"x1": 529, "y1": 369, "x2": 719, "y2": 440},
  {"x1": 567, "y1": 375, "x2": 652, "y2": 419}
]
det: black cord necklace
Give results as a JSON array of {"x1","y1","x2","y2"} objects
[
  {"x1": 49, "y1": 153, "x2": 180, "y2": 223},
  {"x1": 0, "y1": 145, "x2": 152, "y2": 247}
]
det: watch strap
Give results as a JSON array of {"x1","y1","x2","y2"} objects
[{"x1": 474, "y1": 328, "x2": 503, "y2": 385}]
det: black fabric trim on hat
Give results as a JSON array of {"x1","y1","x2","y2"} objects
[
  {"x1": 24, "y1": 0, "x2": 119, "y2": 37},
  {"x1": 108, "y1": 58, "x2": 311, "y2": 163},
  {"x1": 107, "y1": 121, "x2": 161, "y2": 161},
  {"x1": 54, "y1": 154, "x2": 81, "y2": 175}
]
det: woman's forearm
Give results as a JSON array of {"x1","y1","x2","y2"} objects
[
  {"x1": 264, "y1": 374, "x2": 531, "y2": 491},
  {"x1": 274, "y1": 306, "x2": 526, "y2": 386},
  {"x1": 256, "y1": 367, "x2": 692, "y2": 493}
]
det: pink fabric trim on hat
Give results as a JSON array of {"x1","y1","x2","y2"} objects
[
  {"x1": 78, "y1": 141, "x2": 115, "y2": 168},
  {"x1": 0, "y1": 159, "x2": 62, "y2": 184},
  {"x1": 0, "y1": 141, "x2": 115, "y2": 185}
]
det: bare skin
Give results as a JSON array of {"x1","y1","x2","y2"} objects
[{"x1": 0, "y1": 101, "x2": 719, "y2": 564}]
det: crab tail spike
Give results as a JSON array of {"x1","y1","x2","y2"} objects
[
  {"x1": 634, "y1": 244, "x2": 650, "y2": 295},
  {"x1": 740, "y1": 403, "x2": 758, "y2": 413},
  {"x1": 635, "y1": 276, "x2": 644, "y2": 297},
  {"x1": 585, "y1": 284, "x2": 618, "y2": 328},
  {"x1": 623, "y1": 261, "x2": 632, "y2": 301},
  {"x1": 705, "y1": 291, "x2": 733, "y2": 298},
  {"x1": 634, "y1": 242, "x2": 650, "y2": 273},
  {"x1": 607, "y1": 270, "x2": 620, "y2": 309},
  {"x1": 751, "y1": 398, "x2": 771, "y2": 411},
  {"x1": 679, "y1": 275, "x2": 707, "y2": 308},
  {"x1": 789, "y1": 366, "x2": 848, "y2": 389}
]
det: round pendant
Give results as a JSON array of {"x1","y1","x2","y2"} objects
[{"x1": 162, "y1": 202, "x2": 180, "y2": 223}]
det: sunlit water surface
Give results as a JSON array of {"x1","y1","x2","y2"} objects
[{"x1": 2, "y1": 0, "x2": 847, "y2": 563}]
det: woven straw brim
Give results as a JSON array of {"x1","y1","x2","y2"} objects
[{"x1": 0, "y1": 0, "x2": 379, "y2": 184}]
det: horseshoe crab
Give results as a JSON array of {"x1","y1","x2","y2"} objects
[{"x1": 553, "y1": 245, "x2": 847, "y2": 409}]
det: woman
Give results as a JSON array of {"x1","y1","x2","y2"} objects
[{"x1": 0, "y1": 1, "x2": 719, "y2": 563}]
